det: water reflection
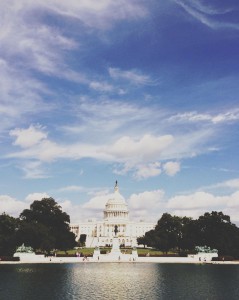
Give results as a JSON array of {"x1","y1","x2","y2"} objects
[
  {"x1": 1, "y1": 263, "x2": 239, "y2": 300},
  {"x1": 68, "y1": 263, "x2": 162, "y2": 299}
]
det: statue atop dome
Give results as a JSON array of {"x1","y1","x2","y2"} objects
[{"x1": 114, "y1": 180, "x2": 119, "y2": 192}]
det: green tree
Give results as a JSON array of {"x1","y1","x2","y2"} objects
[
  {"x1": 178, "y1": 217, "x2": 197, "y2": 252},
  {"x1": 137, "y1": 236, "x2": 147, "y2": 248},
  {"x1": 144, "y1": 230, "x2": 156, "y2": 248},
  {"x1": 196, "y1": 211, "x2": 239, "y2": 257},
  {"x1": 0, "y1": 213, "x2": 18, "y2": 256},
  {"x1": 153, "y1": 213, "x2": 182, "y2": 254},
  {"x1": 18, "y1": 197, "x2": 76, "y2": 252},
  {"x1": 16, "y1": 222, "x2": 54, "y2": 252}
]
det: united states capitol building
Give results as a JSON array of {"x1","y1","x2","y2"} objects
[{"x1": 70, "y1": 182, "x2": 155, "y2": 247}]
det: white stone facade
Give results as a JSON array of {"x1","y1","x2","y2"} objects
[{"x1": 70, "y1": 183, "x2": 155, "y2": 247}]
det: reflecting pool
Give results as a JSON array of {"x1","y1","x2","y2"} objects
[{"x1": 1, "y1": 263, "x2": 239, "y2": 300}]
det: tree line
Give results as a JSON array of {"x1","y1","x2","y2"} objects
[
  {"x1": 0, "y1": 197, "x2": 76, "y2": 256},
  {"x1": 2, "y1": 199, "x2": 239, "y2": 258},
  {"x1": 137, "y1": 211, "x2": 239, "y2": 258}
]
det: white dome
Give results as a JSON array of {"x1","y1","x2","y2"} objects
[
  {"x1": 106, "y1": 189, "x2": 126, "y2": 206},
  {"x1": 104, "y1": 182, "x2": 129, "y2": 221}
]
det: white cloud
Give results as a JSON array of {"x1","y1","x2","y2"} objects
[
  {"x1": 108, "y1": 134, "x2": 174, "y2": 162},
  {"x1": 222, "y1": 179, "x2": 239, "y2": 189},
  {"x1": 8, "y1": 138, "x2": 66, "y2": 162},
  {"x1": 0, "y1": 193, "x2": 82, "y2": 223},
  {"x1": 134, "y1": 162, "x2": 161, "y2": 180},
  {"x1": 168, "y1": 190, "x2": 239, "y2": 210},
  {"x1": 8, "y1": 121, "x2": 214, "y2": 180},
  {"x1": 58, "y1": 199, "x2": 102, "y2": 224},
  {"x1": 167, "y1": 191, "x2": 225, "y2": 209},
  {"x1": 82, "y1": 193, "x2": 109, "y2": 211},
  {"x1": 58, "y1": 199, "x2": 84, "y2": 223},
  {"x1": 200, "y1": 178, "x2": 239, "y2": 192},
  {"x1": 128, "y1": 189, "x2": 165, "y2": 220},
  {"x1": 64, "y1": 192, "x2": 110, "y2": 222},
  {"x1": 227, "y1": 191, "x2": 239, "y2": 208},
  {"x1": 170, "y1": 209, "x2": 206, "y2": 220},
  {"x1": 0, "y1": 195, "x2": 27, "y2": 217},
  {"x1": 25, "y1": 192, "x2": 50, "y2": 202},
  {"x1": 10, "y1": 125, "x2": 47, "y2": 148},
  {"x1": 163, "y1": 161, "x2": 180, "y2": 176},
  {"x1": 167, "y1": 190, "x2": 239, "y2": 222},
  {"x1": 59, "y1": 186, "x2": 83, "y2": 192},
  {"x1": 9, "y1": 129, "x2": 174, "y2": 164}
]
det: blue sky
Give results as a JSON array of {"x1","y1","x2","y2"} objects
[{"x1": 1, "y1": 0, "x2": 239, "y2": 224}]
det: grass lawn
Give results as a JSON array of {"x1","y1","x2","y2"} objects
[{"x1": 56, "y1": 248, "x2": 176, "y2": 256}]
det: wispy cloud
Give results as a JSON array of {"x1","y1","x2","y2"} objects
[
  {"x1": 200, "y1": 178, "x2": 239, "y2": 192},
  {"x1": 174, "y1": 0, "x2": 239, "y2": 30},
  {"x1": 169, "y1": 109, "x2": 239, "y2": 124},
  {"x1": 109, "y1": 67, "x2": 158, "y2": 86},
  {"x1": 63, "y1": 98, "x2": 162, "y2": 140},
  {"x1": 0, "y1": 0, "x2": 149, "y2": 138},
  {"x1": 20, "y1": 161, "x2": 50, "y2": 179},
  {"x1": 40, "y1": 0, "x2": 148, "y2": 29},
  {"x1": 0, "y1": 0, "x2": 148, "y2": 80},
  {"x1": 0, "y1": 59, "x2": 50, "y2": 133},
  {"x1": 89, "y1": 81, "x2": 114, "y2": 92}
]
